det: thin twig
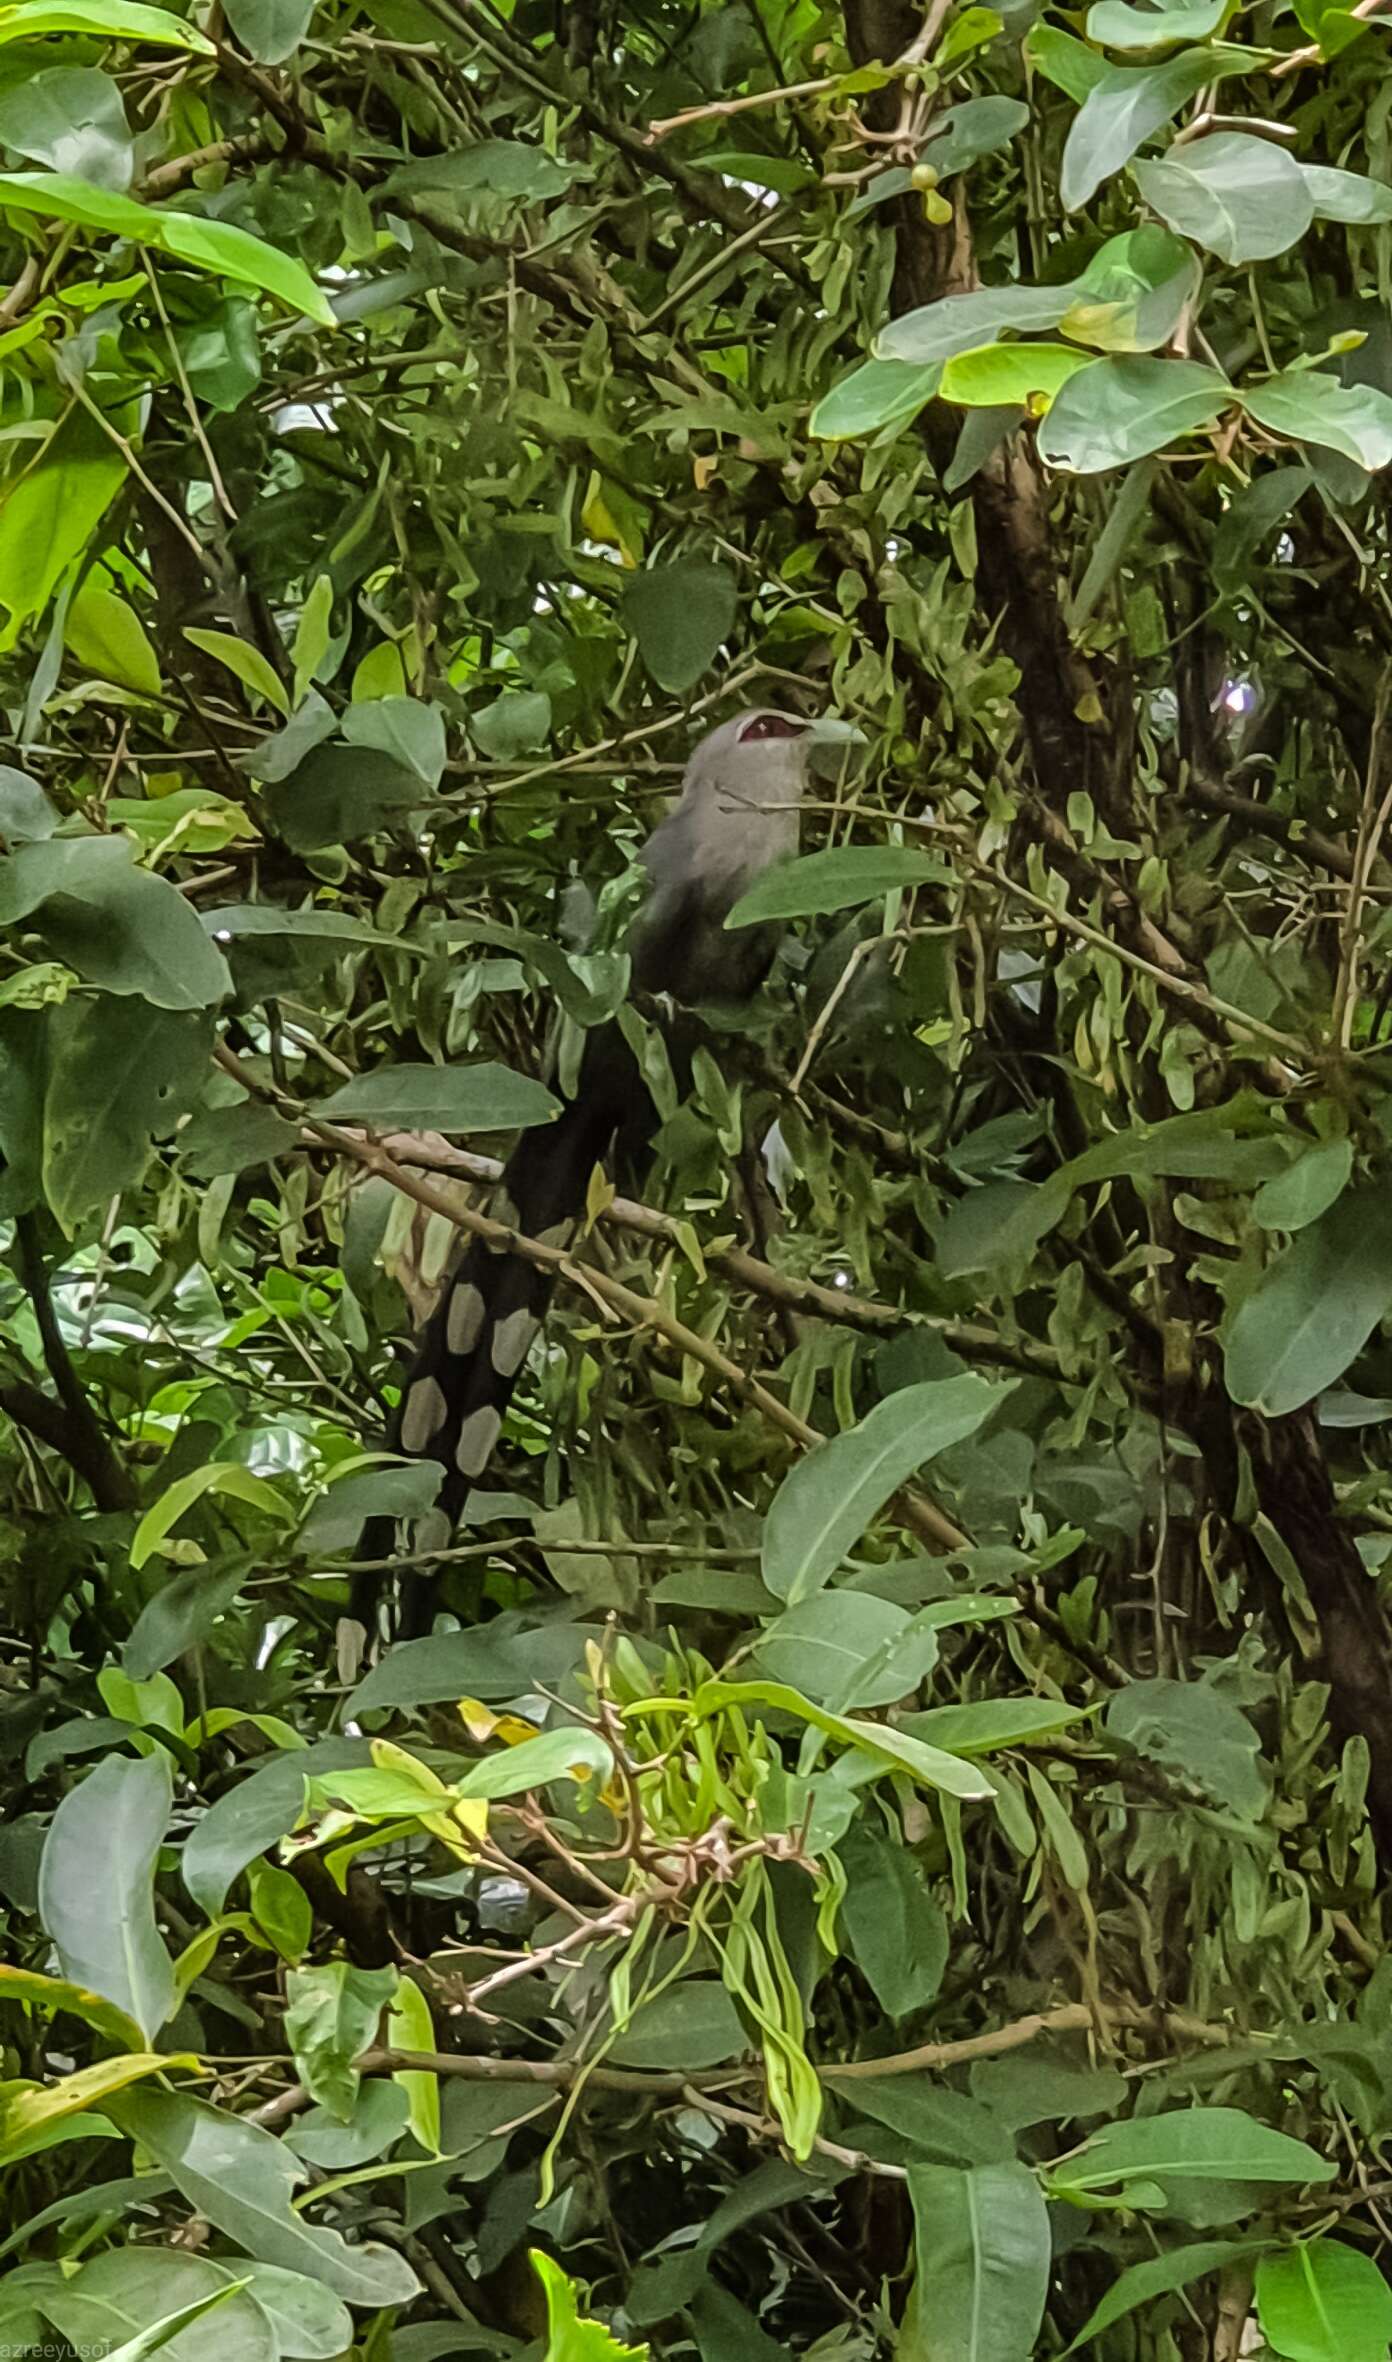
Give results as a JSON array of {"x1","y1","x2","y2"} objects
[
  {"x1": 215, "y1": 1045, "x2": 969, "y2": 1552},
  {"x1": 1332, "y1": 666, "x2": 1392, "y2": 1050}
]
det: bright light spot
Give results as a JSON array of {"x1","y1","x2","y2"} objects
[
  {"x1": 831, "y1": 1269, "x2": 853, "y2": 1289},
  {"x1": 1222, "y1": 679, "x2": 1257, "y2": 716},
  {"x1": 721, "y1": 175, "x2": 779, "y2": 211},
  {"x1": 215, "y1": 929, "x2": 232, "y2": 943},
  {"x1": 255, "y1": 1614, "x2": 294, "y2": 1670},
  {"x1": 1276, "y1": 532, "x2": 1295, "y2": 562},
  {"x1": 272, "y1": 401, "x2": 340, "y2": 435}
]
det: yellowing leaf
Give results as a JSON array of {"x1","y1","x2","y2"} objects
[
  {"x1": 0, "y1": 1964, "x2": 144, "y2": 2052},
  {"x1": 0, "y1": 2052, "x2": 200, "y2": 2165},
  {"x1": 368, "y1": 1737, "x2": 451, "y2": 1794},
  {"x1": 388, "y1": 1974, "x2": 441, "y2": 2155}
]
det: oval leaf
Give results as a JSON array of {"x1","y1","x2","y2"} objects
[
  {"x1": 727, "y1": 845, "x2": 949, "y2": 927},
  {"x1": 38, "y1": 1752, "x2": 176, "y2": 2042},
  {"x1": 1038, "y1": 355, "x2": 1230, "y2": 473},
  {"x1": 763, "y1": 1377, "x2": 1002, "y2": 1603},
  {"x1": 313, "y1": 1061, "x2": 558, "y2": 1134},
  {"x1": 1225, "y1": 1187, "x2": 1392, "y2": 1415}
]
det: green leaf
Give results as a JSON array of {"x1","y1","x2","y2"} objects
[
  {"x1": 902, "y1": 1698, "x2": 1093, "y2": 1753},
  {"x1": 469, "y1": 687, "x2": 551, "y2": 759},
  {"x1": 263, "y1": 744, "x2": 424, "y2": 849},
  {"x1": 234, "y1": 2268, "x2": 352, "y2": 2362},
  {"x1": 621, "y1": 562, "x2": 738, "y2": 695},
  {"x1": 877, "y1": 284, "x2": 1074, "y2": 365},
  {"x1": 836, "y1": 1827, "x2": 949, "y2": 2018},
  {"x1": 850, "y1": 2079, "x2": 1013, "y2": 2166},
  {"x1": 1087, "y1": 0, "x2": 1230, "y2": 46},
  {"x1": 66, "y1": 581, "x2": 162, "y2": 692},
  {"x1": 177, "y1": 1099, "x2": 301, "y2": 1180},
  {"x1": 1038, "y1": 355, "x2": 1229, "y2": 472},
  {"x1": 606, "y1": 1980, "x2": 748, "y2": 2071},
  {"x1": 182, "y1": 1738, "x2": 369, "y2": 1917},
  {"x1": 313, "y1": 1060, "x2": 558, "y2": 1134},
  {"x1": 1133, "y1": 133, "x2": 1315, "y2": 264},
  {"x1": 0, "y1": 175, "x2": 333, "y2": 321},
  {"x1": 1251, "y1": 1138, "x2": 1352, "y2": 1231},
  {"x1": 42, "y1": 999, "x2": 211, "y2": 1229},
  {"x1": 0, "y1": 835, "x2": 231, "y2": 1007},
  {"x1": 921, "y1": 95, "x2": 1030, "y2": 175},
  {"x1": 284, "y1": 1961, "x2": 397, "y2": 2121},
  {"x1": 0, "y1": 0, "x2": 213, "y2": 45},
  {"x1": 1063, "y1": 2241, "x2": 1270, "y2": 2354},
  {"x1": 1301, "y1": 163, "x2": 1392, "y2": 222},
  {"x1": 0, "y1": 404, "x2": 125, "y2": 634},
  {"x1": 246, "y1": 1862, "x2": 313, "y2": 1963},
  {"x1": 386, "y1": 138, "x2": 571, "y2": 201},
  {"x1": 108, "y1": 2088, "x2": 422, "y2": 2306},
  {"x1": 38, "y1": 1751, "x2": 176, "y2": 2044},
  {"x1": 290, "y1": 573, "x2": 332, "y2": 703},
  {"x1": 131, "y1": 1462, "x2": 294, "y2": 1570},
  {"x1": 1058, "y1": 224, "x2": 1198, "y2": 353},
  {"x1": 1224, "y1": 1188, "x2": 1392, "y2": 1415},
  {"x1": 530, "y1": 2252, "x2": 648, "y2": 2359},
  {"x1": 936, "y1": 5, "x2": 1002, "y2": 63},
  {"x1": 220, "y1": 0, "x2": 314, "y2": 62},
  {"x1": 753, "y1": 1592, "x2": 942, "y2": 1710},
  {"x1": 184, "y1": 627, "x2": 289, "y2": 714},
  {"x1": 762, "y1": 1377, "x2": 1002, "y2": 1601},
  {"x1": 809, "y1": 357, "x2": 940, "y2": 441},
  {"x1": 123, "y1": 1565, "x2": 249, "y2": 1683},
  {"x1": 688, "y1": 1679, "x2": 994, "y2": 1800},
  {"x1": 39, "y1": 2249, "x2": 273, "y2": 2362},
  {"x1": 727, "y1": 845, "x2": 948, "y2": 926},
  {"x1": 1212, "y1": 464, "x2": 1312, "y2": 585},
  {"x1": 342, "y1": 694, "x2": 446, "y2": 788},
  {"x1": 0, "y1": 767, "x2": 56, "y2": 844},
  {"x1": 699, "y1": 147, "x2": 819, "y2": 194},
  {"x1": 1242, "y1": 372, "x2": 1392, "y2": 470},
  {"x1": 1047, "y1": 2107, "x2": 1335, "y2": 2195},
  {"x1": 1256, "y1": 2240, "x2": 1392, "y2": 2362},
  {"x1": 906, "y1": 2163, "x2": 1050, "y2": 2362},
  {"x1": 1060, "y1": 51, "x2": 1232, "y2": 211},
  {"x1": 940, "y1": 342, "x2": 1095, "y2": 408},
  {"x1": 0, "y1": 67, "x2": 133, "y2": 191},
  {"x1": 1025, "y1": 20, "x2": 1111, "y2": 97}
]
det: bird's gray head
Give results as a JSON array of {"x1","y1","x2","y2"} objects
[{"x1": 678, "y1": 709, "x2": 815, "y2": 821}]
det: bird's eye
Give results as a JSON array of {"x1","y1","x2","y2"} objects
[{"x1": 738, "y1": 715, "x2": 809, "y2": 743}]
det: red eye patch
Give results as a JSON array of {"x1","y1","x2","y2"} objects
[{"x1": 737, "y1": 714, "x2": 810, "y2": 743}]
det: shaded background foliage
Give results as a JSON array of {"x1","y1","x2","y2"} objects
[{"x1": 4, "y1": 0, "x2": 1392, "y2": 2351}]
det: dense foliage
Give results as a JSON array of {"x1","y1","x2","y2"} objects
[{"x1": 5, "y1": 0, "x2": 1392, "y2": 2352}]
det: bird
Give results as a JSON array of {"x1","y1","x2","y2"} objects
[{"x1": 349, "y1": 707, "x2": 822, "y2": 1639}]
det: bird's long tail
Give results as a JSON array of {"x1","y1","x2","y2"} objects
[{"x1": 351, "y1": 1029, "x2": 642, "y2": 1633}]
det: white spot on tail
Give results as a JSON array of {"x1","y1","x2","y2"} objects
[
  {"x1": 491, "y1": 1309, "x2": 538, "y2": 1377},
  {"x1": 456, "y1": 1405, "x2": 502, "y2": 1477},
  {"x1": 400, "y1": 1374, "x2": 446, "y2": 1453},
  {"x1": 447, "y1": 1282, "x2": 486, "y2": 1355}
]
